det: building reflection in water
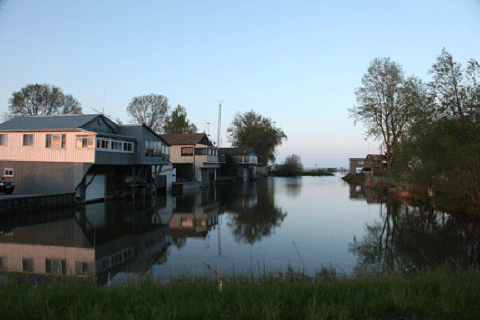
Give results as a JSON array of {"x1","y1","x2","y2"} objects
[
  {"x1": 347, "y1": 183, "x2": 480, "y2": 273},
  {"x1": 168, "y1": 187, "x2": 219, "y2": 240},
  {"x1": 349, "y1": 182, "x2": 388, "y2": 204},
  {"x1": 0, "y1": 194, "x2": 175, "y2": 285}
]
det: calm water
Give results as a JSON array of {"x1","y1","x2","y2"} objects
[{"x1": 1, "y1": 174, "x2": 477, "y2": 285}]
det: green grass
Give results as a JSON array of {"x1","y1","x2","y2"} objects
[
  {"x1": 341, "y1": 174, "x2": 365, "y2": 184},
  {"x1": 1, "y1": 265, "x2": 479, "y2": 319},
  {"x1": 301, "y1": 170, "x2": 335, "y2": 177}
]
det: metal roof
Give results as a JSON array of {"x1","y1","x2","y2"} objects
[
  {"x1": 218, "y1": 147, "x2": 259, "y2": 157},
  {"x1": 0, "y1": 114, "x2": 102, "y2": 131}
]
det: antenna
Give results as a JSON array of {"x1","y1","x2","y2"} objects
[
  {"x1": 103, "y1": 79, "x2": 107, "y2": 114},
  {"x1": 215, "y1": 100, "x2": 224, "y2": 147}
]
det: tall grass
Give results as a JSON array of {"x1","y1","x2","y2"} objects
[{"x1": 1, "y1": 264, "x2": 479, "y2": 318}]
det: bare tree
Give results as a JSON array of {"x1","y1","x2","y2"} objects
[{"x1": 126, "y1": 94, "x2": 170, "y2": 132}]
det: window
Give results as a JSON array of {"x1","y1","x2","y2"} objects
[
  {"x1": 155, "y1": 141, "x2": 161, "y2": 157},
  {"x1": 96, "y1": 138, "x2": 110, "y2": 150},
  {"x1": 112, "y1": 140, "x2": 123, "y2": 151},
  {"x1": 76, "y1": 135, "x2": 94, "y2": 148},
  {"x1": 45, "y1": 258, "x2": 67, "y2": 275},
  {"x1": 181, "y1": 147, "x2": 193, "y2": 156},
  {"x1": 4, "y1": 168, "x2": 13, "y2": 177},
  {"x1": 0, "y1": 134, "x2": 7, "y2": 146},
  {"x1": 96, "y1": 137, "x2": 133, "y2": 153},
  {"x1": 123, "y1": 141, "x2": 133, "y2": 152},
  {"x1": 22, "y1": 134, "x2": 34, "y2": 146},
  {"x1": 181, "y1": 217, "x2": 193, "y2": 227},
  {"x1": 0, "y1": 257, "x2": 6, "y2": 271},
  {"x1": 195, "y1": 148, "x2": 206, "y2": 155},
  {"x1": 22, "y1": 258, "x2": 34, "y2": 272},
  {"x1": 46, "y1": 134, "x2": 66, "y2": 149},
  {"x1": 75, "y1": 261, "x2": 94, "y2": 275},
  {"x1": 145, "y1": 141, "x2": 155, "y2": 157}
]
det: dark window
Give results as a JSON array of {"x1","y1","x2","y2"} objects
[
  {"x1": 123, "y1": 142, "x2": 133, "y2": 152},
  {"x1": 22, "y1": 258, "x2": 34, "y2": 272},
  {"x1": 181, "y1": 147, "x2": 193, "y2": 156},
  {"x1": 23, "y1": 134, "x2": 33, "y2": 146},
  {"x1": 45, "y1": 258, "x2": 66, "y2": 275},
  {"x1": 4, "y1": 168, "x2": 13, "y2": 177},
  {"x1": 195, "y1": 148, "x2": 206, "y2": 155}
]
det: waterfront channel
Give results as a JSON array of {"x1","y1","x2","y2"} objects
[{"x1": 1, "y1": 174, "x2": 477, "y2": 286}]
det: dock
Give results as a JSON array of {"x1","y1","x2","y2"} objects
[{"x1": 0, "y1": 193, "x2": 77, "y2": 215}]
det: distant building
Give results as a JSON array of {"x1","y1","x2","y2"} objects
[
  {"x1": 160, "y1": 133, "x2": 220, "y2": 186},
  {"x1": 348, "y1": 154, "x2": 386, "y2": 175},
  {"x1": 218, "y1": 147, "x2": 260, "y2": 180}
]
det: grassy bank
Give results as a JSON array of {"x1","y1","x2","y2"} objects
[
  {"x1": 301, "y1": 169, "x2": 335, "y2": 177},
  {"x1": 1, "y1": 266, "x2": 479, "y2": 318},
  {"x1": 341, "y1": 174, "x2": 365, "y2": 184}
]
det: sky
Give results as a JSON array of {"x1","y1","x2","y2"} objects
[{"x1": 1, "y1": 0, "x2": 479, "y2": 168}]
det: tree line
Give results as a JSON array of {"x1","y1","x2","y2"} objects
[
  {"x1": 4, "y1": 86, "x2": 287, "y2": 166},
  {"x1": 350, "y1": 48, "x2": 479, "y2": 215}
]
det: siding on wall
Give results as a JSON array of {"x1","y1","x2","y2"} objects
[
  {"x1": 81, "y1": 117, "x2": 116, "y2": 134},
  {"x1": 118, "y1": 125, "x2": 170, "y2": 165},
  {"x1": 170, "y1": 144, "x2": 194, "y2": 163},
  {"x1": 0, "y1": 132, "x2": 95, "y2": 163},
  {"x1": 0, "y1": 161, "x2": 89, "y2": 194},
  {"x1": 94, "y1": 151, "x2": 135, "y2": 165}
]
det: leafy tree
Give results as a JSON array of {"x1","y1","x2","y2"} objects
[
  {"x1": 429, "y1": 48, "x2": 479, "y2": 121},
  {"x1": 397, "y1": 115, "x2": 479, "y2": 215},
  {"x1": 127, "y1": 94, "x2": 170, "y2": 132},
  {"x1": 219, "y1": 154, "x2": 239, "y2": 178},
  {"x1": 396, "y1": 50, "x2": 479, "y2": 216},
  {"x1": 162, "y1": 105, "x2": 197, "y2": 134},
  {"x1": 227, "y1": 110, "x2": 287, "y2": 166},
  {"x1": 276, "y1": 154, "x2": 304, "y2": 177},
  {"x1": 349, "y1": 58, "x2": 427, "y2": 174},
  {"x1": 8, "y1": 83, "x2": 82, "y2": 117}
]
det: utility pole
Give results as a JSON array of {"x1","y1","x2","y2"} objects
[{"x1": 215, "y1": 100, "x2": 224, "y2": 147}]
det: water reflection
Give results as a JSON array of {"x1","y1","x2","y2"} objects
[
  {"x1": 348, "y1": 188, "x2": 480, "y2": 273},
  {"x1": 284, "y1": 177, "x2": 303, "y2": 198},
  {"x1": 220, "y1": 179, "x2": 287, "y2": 244},
  {"x1": 2, "y1": 178, "x2": 477, "y2": 286},
  {"x1": 349, "y1": 182, "x2": 386, "y2": 204},
  {"x1": 169, "y1": 187, "x2": 219, "y2": 241},
  {"x1": 0, "y1": 196, "x2": 175, "y2": 285}
]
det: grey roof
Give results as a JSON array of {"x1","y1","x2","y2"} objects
[
  {"x1": 0, "y1": 114, "x2": 102, "y2": 131},
  {"x1": 218, "y1": 147, "x2": 259, "y2": 157}
]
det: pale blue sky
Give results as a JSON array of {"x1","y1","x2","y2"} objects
[{"x1": 1, "y1": 0, "x2": 479, "y2": 168}]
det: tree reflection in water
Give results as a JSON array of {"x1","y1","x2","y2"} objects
[
  {"x1": 349, "y1": 194, "x2": 480, "y2": 274},
  {"x1": 284, "y1": 177, "x2": 302, "y2": 198},
  {"x1": 219, "y1": 179, "x2": 287, "y2": 245}
]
